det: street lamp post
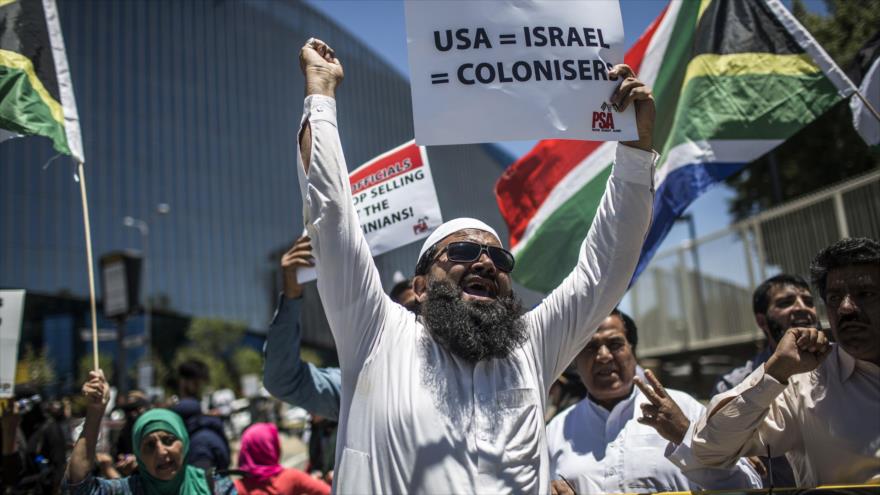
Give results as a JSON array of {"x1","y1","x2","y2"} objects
[{"x1": 123, "y1": 203, "x2": 170, "y2": 392}]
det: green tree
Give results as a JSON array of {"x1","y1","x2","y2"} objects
[
  {"x1": 15, "y1": 346, "x2": 56, "y2": 388},
  {"x1": 171, "y1": 317, "x2": 256, "y2": 394},
  {"x1": 171, "y1": 348, "x2": 234, "y2": 392},
  {"x1": 725, "y1": 0, "x2": 880, "y2": 221},
  {"x1": 76, "y1": 353, "x2": 114, "y2": 386},
  {"x1": 232, "y1": 348, "x2": 263, "y2": 378},
  {"x1": 185, "y1": 318, "x2": 246, "y2": 356}
]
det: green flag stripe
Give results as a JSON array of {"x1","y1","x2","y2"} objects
[
  {"x1": 648, "y1": 1, "x2": 702, "y2": 154},
  {"x1": 694, "y1": 0, "x2": 802, "y2": 56},
  {"x1": 1, "y1": 48, "x2": 64, "y2": 124},
  {"x1": 0, "y1": 64, "x2": 70, "y2": 153},
  {"x1": 512, "y1": 167, "x2": 613, "y2": 293},
  {"x1": 663, "y1": 71, "x2": 841, "y2": 153},
  {"x1": 0, "y1": 0, "x2": 61, "y2": 102}
]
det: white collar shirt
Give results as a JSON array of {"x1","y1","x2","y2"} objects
[{"x1": 547, "y1": 387, "x2": 761, "y2": 493}]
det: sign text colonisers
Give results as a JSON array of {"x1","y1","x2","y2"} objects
[
  {"x1": 405, "y1": 1, "x2": 634, "y2": 145},
  {"x1": 431, "y1": 26, "x2": 614, "y2": 86}
]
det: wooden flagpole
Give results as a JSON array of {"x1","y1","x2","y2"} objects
[{"x1": 76, "y1": 162, "x2": 100, "y2": 370}]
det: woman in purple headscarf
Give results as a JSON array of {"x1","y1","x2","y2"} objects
[{"x1": 234, "y1": 423, "x2": 329, "y2": 495}]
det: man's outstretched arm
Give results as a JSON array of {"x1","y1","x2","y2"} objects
[
  {"x1": 263, "y1": 236, "x2": 342, "y2": 420},
  {"x1": 295, "y1": 38, "x2": 400, "y2": 370},
  {"x1": 525, "y1": 64, "x2": 656, "y2": 386}
]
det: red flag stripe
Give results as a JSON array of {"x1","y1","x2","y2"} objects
[
  {"x1": 495, "y1": 3, "x2": 671, "y2": 248},
  {"x1": 624, "y1": 2, "x2": 669, "y2": 73}
]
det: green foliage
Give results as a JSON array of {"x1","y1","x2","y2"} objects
[
  {"x1": 170, "y1": 317, "x2": 260, "y2": 394},
  {"x1": 185, "y1": 318, "x2": 247, "y2": 356},
  {"x1": 15, "y1": 346, "x2": 56, "y2": 388},
  {"x1": 792, "y1": 0, "x2": 880, "y2": 66},
  {"x1": 725, "y1": 0, "x2": 880, "y2": 221},
  {"x1": 77, "y1": 353, "x2": 114, "y2": 385},
  {"x1": 232, "y1": 348, "x2": 263, "y2": 377},
  {"x1": 171, "y1": 347, "x2": 235, "y2": 392}
]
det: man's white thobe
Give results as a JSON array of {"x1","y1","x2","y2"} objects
[
  {"x1": 296, "y1": 95, "x2": 655, "y2": 493},
  {"x1": 547, "y1": 387, "x2": 762, "y2": 493}
]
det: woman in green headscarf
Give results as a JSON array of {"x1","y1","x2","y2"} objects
[{"x1": 67, "y1": 370, "x2": 236, "y2": 494}]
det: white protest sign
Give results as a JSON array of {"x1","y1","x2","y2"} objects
[
  {"x1": 0, "y1": 290, "x2": 25, "y2": 398},
  {"x1": 299, "y1": 140, "x2": 443, "y2": 283},
  {"x1": 405, "y1": 0, "x2": 636, "y2": 145}
]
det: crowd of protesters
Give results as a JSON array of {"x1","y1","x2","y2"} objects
[{"x1": 1, "y1": 38, "x2": 878, "y2": 494}]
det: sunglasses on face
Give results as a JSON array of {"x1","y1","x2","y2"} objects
[{"x1": 434, "y1": 241, "x2": 515, "y2": 273}]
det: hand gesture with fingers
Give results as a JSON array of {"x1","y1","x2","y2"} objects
[
  {"x1": 281, "y1": 235, "x2": 314, "y2": 299},
  {"x1": 609, "y1": 64, "x2": 655, "y2": 152},
  {"x1": 300, "y1": 38, "x2": 344, "y2": 98},
  {"x1": 634, "y1": 369, "x2": 690, "y2": 444},
  {"x1": 82, "y1": 369, "x2": 110, "y2": 414}
]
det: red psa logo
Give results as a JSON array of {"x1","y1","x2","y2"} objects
[
  {"x1": 592, "y1": 111, "x2": 615, "y2": 131},
  {"x1": 592, "y1": 102, "x2": 617, "y2": 132}
]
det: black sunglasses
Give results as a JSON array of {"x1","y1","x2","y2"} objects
[{"x1": 434, "y1": 241, "x2": 515, "y2": 273}]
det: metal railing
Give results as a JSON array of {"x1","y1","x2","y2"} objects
[{"x1": 628, "y1": 169, "x2": 880, "y2": 358}]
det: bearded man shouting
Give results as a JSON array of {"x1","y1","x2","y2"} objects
[{"x1": 295, "y1": 38, "x2": 656, "y2": 493}]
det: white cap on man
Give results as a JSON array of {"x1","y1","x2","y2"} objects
[{"x1": 417, "y1": 218, "x2": 501, "y2": 263}]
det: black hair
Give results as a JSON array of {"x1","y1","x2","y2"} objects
[
  {"x1": 810, "y1": 237, "x2": 880, "y2": 300},
  {"x1": 177, "y1": 359, "x2": 210, "y2": 381},
  {"x1": 389, "y1": 279, "x2": 413, "y2": 303},
  {"x1": 752, "y1": 273, "x2": 810, "y2": 315},
  {"x1": 609, "y1": 308, "x2": 638, "y2": 353}
]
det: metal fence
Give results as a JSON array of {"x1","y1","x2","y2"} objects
[{"x1": 629, "y1": 169, "x2": 880, "y2": 358}]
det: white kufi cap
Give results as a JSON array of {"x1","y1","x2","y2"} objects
[{"x1": 417, "y1": 217, "x2": 501, "y2": 262}]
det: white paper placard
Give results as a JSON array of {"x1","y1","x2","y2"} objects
[
  {"x1": 405, "y1": 0, "x2": 636, "y2": 145},
  {"x1": 0, "y1": 290, "x2": 25, "y2": 398},
  {"x1": 299, "y1": 140, "x2": 443, "y2": 283}
]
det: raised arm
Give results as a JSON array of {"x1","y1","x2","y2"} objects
[
  {"x1": 263, "y1": 236, "x2": 342, "y2": 420},
  {"x1": 525, "y1": 64, "x2": 656, "y2": 385},
  {"x1": 67, "y1": 370, "x2": 110, "y2": 484},
  {"x1": 692, "y1": 328, "x2": 829, "y2": 468},
  {"x1": 295, "y1": 39, "x2": 401, "y2": 369}
]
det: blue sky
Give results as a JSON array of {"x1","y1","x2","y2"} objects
[{"x1": 304, "y1": 0, "x2": 830, "y2": 254}]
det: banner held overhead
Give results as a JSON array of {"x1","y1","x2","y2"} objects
[
  {"x1": 405, "y1": 0, "x2": 635, "y2": 145},
  {"x1": 299, "y1": 140, "x2": 443, "y2": 282}
]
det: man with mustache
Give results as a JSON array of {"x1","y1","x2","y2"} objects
[
  {"x1": 547, "y1": 311, "x2": 760, "y2": 494},
  {"x1": 693, "y1": 237, "x2": 880, "y2": 486},
  {"x1": 295, "y1": 38, "x2": 655, "y2": 492}
]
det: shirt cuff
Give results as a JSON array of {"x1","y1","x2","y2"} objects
[
  {"x1": 611, "y1": 143, "x2": 657, "y2": 188},
  {"x1": 302, "y1": 95, "x2": 338, "y2": 127},
  {"x1": 665, "y1": 419, "x2": 698, "y2": 470},
  {"x1": 737, "y1": 365, "x2": 788, "y2": 409}
]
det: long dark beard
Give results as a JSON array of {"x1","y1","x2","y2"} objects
[{"x1": 421, "y1": 277, "x2": 527, "y2": 362}]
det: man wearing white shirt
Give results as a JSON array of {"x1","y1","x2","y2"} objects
[
  {"x1": 547, "y1": 310, "x2": 761, "y2": 494},
  {"x1": 295, "y1": 38, "x2": 656, "y2": 493},
  {"x1": 693, "y1": 237, "x2": 880, "y2": 487}
]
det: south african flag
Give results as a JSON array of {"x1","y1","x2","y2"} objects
[
  {"x1": 0, "y1": 0, "x2": 83, "y2": 162},
  {"x1": 495, "y1": 0, "x2": 855, "y2": 293}
]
